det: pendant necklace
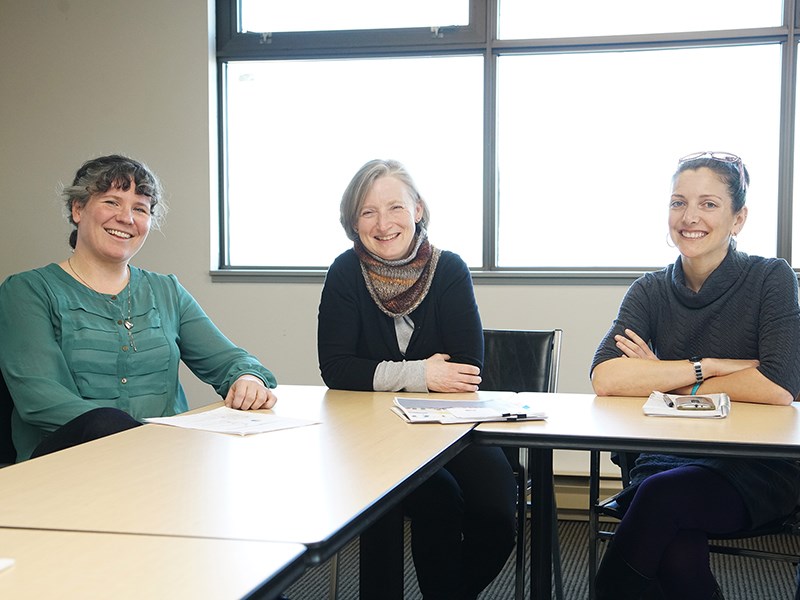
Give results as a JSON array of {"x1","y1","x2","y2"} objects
[{"x1": 67, "y1": 257, "x2": 137, "y2": 352}]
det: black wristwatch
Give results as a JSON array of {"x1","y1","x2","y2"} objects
[{"x1": 689, "y1": 356, "x2": 704, "y2": 384}]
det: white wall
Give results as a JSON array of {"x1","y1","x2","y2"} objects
[{"x1": 0, "y1": 2, "x2": 628, "y2": 472}]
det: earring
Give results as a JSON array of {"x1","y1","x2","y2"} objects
[{"x1": 665, "y1": 233, "x2": 676, "y2": 248}]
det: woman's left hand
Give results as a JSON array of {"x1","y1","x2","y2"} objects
[
  {"x1": 425, "y1": 353, "x2": 482, "y2": 392},
  {"x1": 615, "y1": 328, "x2": 658, "y2": 360},
  {"x1": 225, "y1": 375, "x2": 277, "y2": 410}
]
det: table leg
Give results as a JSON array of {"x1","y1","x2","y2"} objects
[
  {"x1": 359, "y1": 504, "x2": 404, "y2": 600},
  {"x1": 529, "y1": 447, "x2": 553, "y2": 600}
]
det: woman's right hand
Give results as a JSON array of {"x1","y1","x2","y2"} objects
[
  {"x1": 425, "y1": 353, "x2": 482, "y2": 393},
  {"x1": 225, "y1": 375, "x2": 277, "y2": 410},
  {"x1": 615, "y1": 328, "x2": 658, "y2": 360},
  {"x1": 703, "y1": 357, "x2": 760, "y2": 378}
]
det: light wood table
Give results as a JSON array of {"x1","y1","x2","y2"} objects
[
  {"x1": 0, "y1": 385, "x2": 475, "y2": 565},
  {"x1": 0, "y1": 528, "x2": 305, "y2": 599},
  {"x1": 473, "y1": 392, "x2": 800, "y2": 600},
  {"x1": 475, "y1": 393, "x2": 800, "y2": 458}
]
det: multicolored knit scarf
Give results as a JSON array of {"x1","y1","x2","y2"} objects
[{"x1": 355, "y1": 229, "x2": 442, "y2": 318}]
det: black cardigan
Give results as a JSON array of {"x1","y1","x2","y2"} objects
[{"x1": 317, "y1": 248, "x2": 483, "y2": 391}]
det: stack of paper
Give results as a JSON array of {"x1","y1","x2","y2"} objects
[{"x1": 643, "y1": 391, "x2": 730, "y2": 419}]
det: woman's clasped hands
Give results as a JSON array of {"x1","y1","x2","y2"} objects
[{"x1": 615, "y1": 328, "x2": 760, "y2": 379}]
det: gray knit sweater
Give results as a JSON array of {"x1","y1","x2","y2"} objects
[{"x1": 591, "y1": 246, "x2": 800, "y2": 527}]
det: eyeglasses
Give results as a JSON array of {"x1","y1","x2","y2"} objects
[{"x1": 678, "y1": 151, "x2": 746, "y2": 190}]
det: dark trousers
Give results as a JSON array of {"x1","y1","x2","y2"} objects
[
  {"x1": 360, "y1": 444, "x2": 517, "y2": 600},
  {"x1": 613, "y1": 466, "x2": 749, "y2": 600},
  {"x1": 31, "y1": 407, "x2": 142, "y2": 459}
]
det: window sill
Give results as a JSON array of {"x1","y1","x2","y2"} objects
[{"x1": 210, "y1": 268, "x2": 658, "y2": 285}]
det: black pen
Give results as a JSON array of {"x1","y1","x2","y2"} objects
[
  {"x1": 501, "y1": 413, "x2": 527, "y2": 420},
  {"x1": 661, "y1": 393, "x2": 674, "y2": 408}
]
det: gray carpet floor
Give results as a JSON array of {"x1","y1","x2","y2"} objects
[{"x1": 285, "y1": 519, "x2": 800, "y2": 599}]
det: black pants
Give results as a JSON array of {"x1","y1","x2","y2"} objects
[
  {"x1": 612, "y1": 466, "x2": 748, "y2": 600},
  {"x1": 31, "y1": 407, "x2": 142, "y2": 459},
  {"x1": 360, "y1": 444, "x2": 517, "y2": 600}
]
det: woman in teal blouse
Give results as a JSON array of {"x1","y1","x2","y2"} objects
[{"x1": 0, "y1": 155, "x2": 277, "y2": 461}]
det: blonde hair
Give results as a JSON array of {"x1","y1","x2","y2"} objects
[{"x1": 339, "y1": 159, "x2": 429, "y2": 241}]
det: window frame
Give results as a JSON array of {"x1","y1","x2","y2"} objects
[{"x1": 214, "y1": 0, "x2": 800, "y2": 284}]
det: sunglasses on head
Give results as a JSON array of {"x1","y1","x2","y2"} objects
[{"x1": 678, "y1": 151, "x2": 746, "y2": 191}]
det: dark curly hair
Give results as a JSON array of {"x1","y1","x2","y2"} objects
[{"x1": 61, "y1": 154, "x2": 166, "y2": 249}]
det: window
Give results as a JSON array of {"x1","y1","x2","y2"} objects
[
  {"x1": 224, "y1": 56, "x2": 483, "y2": 268},
  {"x1": 241, "y1": 1, "x2": 469, "y2": 33},
  {"x1": 496, "y1": 45, "x2": 780, "y2": 268},
  {"x1": 497, "y1": 0, "x2": 782, "y2": 38},
  {"x1": 217, "y1": 0, "x2": 800, "y2": 277}
]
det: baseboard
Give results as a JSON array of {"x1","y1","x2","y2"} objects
[{"x1": 551, "y1": 474, "x2": 622, "y2": 521}]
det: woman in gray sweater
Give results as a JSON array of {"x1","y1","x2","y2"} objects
[{"x1": 590, "y1": 152, "x2": 800, "y2": 600}]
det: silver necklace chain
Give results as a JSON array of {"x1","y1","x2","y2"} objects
[{"x1": 67, "y1": 257, "x2": 137, "y2": 352}]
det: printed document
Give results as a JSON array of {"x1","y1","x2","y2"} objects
[
  {"x1": 145, "y1": 406, "x2": 319, "y2": 435},
  {"x1": 393, "y1": 396, "x2": 547, "y2": 424}
]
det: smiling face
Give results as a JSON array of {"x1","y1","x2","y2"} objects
[
  {"x1": 356, "y1": 175, "x2": 423, "y2": 261},
  {"x1": 71, "y1": 182, "x2": 152, "y2": 265},
  {"x1": 669, "y1": 166, "x2": 747, "y2": 268}
]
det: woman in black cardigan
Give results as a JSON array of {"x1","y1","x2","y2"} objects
[{"x1": 318, "y1": 159, "x2": 517, "y2": 600}]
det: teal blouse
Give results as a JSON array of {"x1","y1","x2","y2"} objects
[{"x1": 0, "y1": 263, "x2": 277, "y2": 460}]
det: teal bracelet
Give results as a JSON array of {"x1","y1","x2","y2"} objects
[{"x1": 690, "y1": 383, "x2": 702, "y2": 395}]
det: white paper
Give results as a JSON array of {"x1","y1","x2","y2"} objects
[
  {"x1": 0, "y1": 558, "x2": 14, "y2": 573},
  {"x1": 144, "y1": 406, "x2": 319, "y2": 435}
]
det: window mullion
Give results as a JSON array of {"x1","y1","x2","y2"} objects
[{"x1": 778, "y1": 0, "x2": 798, "y2": 262}]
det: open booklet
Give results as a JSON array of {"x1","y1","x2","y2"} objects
[
  {"x1": 392, "y1": 396, "x2": 547, "y2": 424},
  {"x1": 643, "y1": 391, "x2": 730, "y2": 419}
]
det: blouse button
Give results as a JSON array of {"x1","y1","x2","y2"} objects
[
  {"x1": 122, "y1": 345, "x2": 129, "y2": 352},
  {"x1": 110, "y1": 295, "x2": 118, "y2": 300},
  {"x1": 121, "y1": 377, "x2": 128, "y2": 384},
  {"x1": 117, "y1": 319, "x2": 124, "y2": 326}
]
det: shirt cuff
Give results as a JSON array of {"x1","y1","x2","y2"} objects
[{"x1": 373, "y1": 360, "x2": 428, "y2": 393}]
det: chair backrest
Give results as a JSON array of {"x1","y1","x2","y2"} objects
[
  {"x1": 480, "y1": 329, "x2": 563, "y2": 393},
  {"x1": 611, "y1": 451, "x2": 639, "y2": 485},
  {"x1": 0, "y1": 373, "x2": 16, "y2": 464}
]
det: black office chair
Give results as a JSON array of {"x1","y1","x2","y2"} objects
[
  {"x1": 481, "y1": 328, "x2": 564, "y2": 600},
  {"x1": 588, "y1": 449, "x2": 800, "y2": 599},
  {"x1": 0, "y1": 372, "x2": 16, "y2": 466}
]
